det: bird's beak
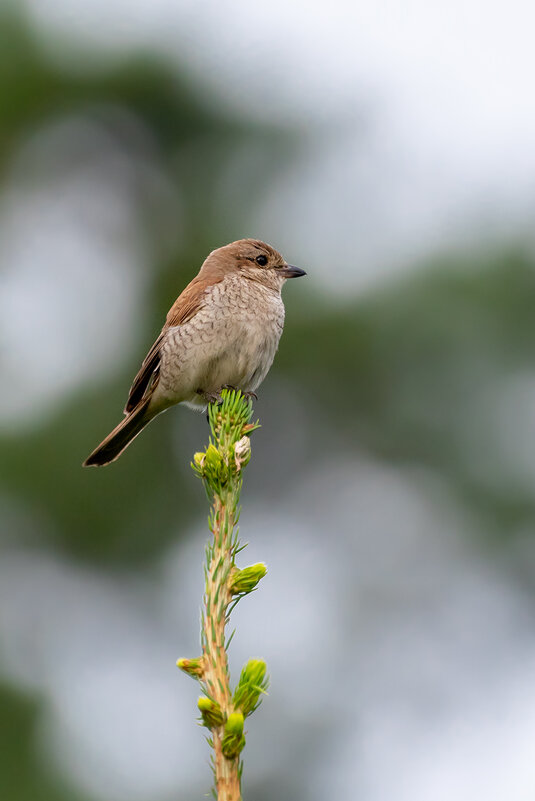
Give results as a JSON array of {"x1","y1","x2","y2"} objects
[{"x1": 280, "y1": 264, "x2": 307, "y2": 278}]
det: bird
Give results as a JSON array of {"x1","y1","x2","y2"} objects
[{"x1": 83, "y1": 238, "x2": 306, "y2": 467}]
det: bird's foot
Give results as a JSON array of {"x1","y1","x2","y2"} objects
[
  {"x1": 197, "y1": 389, "x2": 223, "y2": 405},
  {"x1": 198, "y1": 387, "x2": 258, "y2": 410}
]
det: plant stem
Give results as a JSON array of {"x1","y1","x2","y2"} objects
[
  {"x1": 203, "y1": 489, "x2": 241, "y2": 800},
  {"x1": 178, "y1": 390, "x2": 267, "y2": 801}
]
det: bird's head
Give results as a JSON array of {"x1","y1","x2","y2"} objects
[{"x1": 201, "y1": 239, "x2": 306, "y2": 290}]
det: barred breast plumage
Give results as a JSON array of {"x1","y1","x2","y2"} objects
[{"x1": 156, "y1": 274, "x2": 285, "y2": 410}]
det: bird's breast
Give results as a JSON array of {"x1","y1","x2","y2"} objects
[
  {"x1": 211, "y1": 278, "x2": 285, "y2": 388},
  {"x1": 156, "y1": 276, "x2": 285, "y2": 408}
]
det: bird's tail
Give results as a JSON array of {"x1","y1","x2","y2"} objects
[{"x1": 83, "y1": 399, "x2": 152, "y2": 467}]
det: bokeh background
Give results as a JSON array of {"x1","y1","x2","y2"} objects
[{"x1": 1, "y1": 2, "x2": 535, "y2": 799}]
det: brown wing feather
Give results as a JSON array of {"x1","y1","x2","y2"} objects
[
  {"x1": 124, "y1": 334, "x2": 164, "y2": 413},
  {"x1": 123, "y1": 273, "x2": 224, "y2": 414},
  {"x1": 164, "y1": 273, "x2": 222, "y2": 326}
]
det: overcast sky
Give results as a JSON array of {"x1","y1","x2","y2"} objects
[{"x1": 23, "y1": 0, "x2": 535, "y2": 286}]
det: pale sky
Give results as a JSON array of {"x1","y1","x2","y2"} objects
[{"x1": 23, "y1": 0, "x2": 535, "y2": 285}]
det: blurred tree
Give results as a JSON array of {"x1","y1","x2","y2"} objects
[{"x1": 0, "y1": 683, "x2": 91, "y2": 801}]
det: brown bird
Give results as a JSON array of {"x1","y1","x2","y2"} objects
[{"x1": 83, "y1": 238, "x2": 306, "y2": 466}]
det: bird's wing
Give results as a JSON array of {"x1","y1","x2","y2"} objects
[
  {"x1": 123, "y1": 274, "x2": 224, "y2": 414},
  {"x1": 164, "y1": 273, "x2": 221, "y2": 327},
  {"x1": 123, "y1": 333, "x2": 165, "y2": 413}
]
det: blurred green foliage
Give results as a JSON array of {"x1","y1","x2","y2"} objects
[
  {"x1": 282, "y1": 249, "x2": 535, "y2": 536},
  {"x1": 0, "y1": 684, "x2": 90, "y2": 801}
]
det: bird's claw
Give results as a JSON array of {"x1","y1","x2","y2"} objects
[
  {"x1": 198, "y1": 387, "x2": 258, "y2": 407},
  {"x1": 197, "y1": 389, "x2": 223, "y2": 405}
]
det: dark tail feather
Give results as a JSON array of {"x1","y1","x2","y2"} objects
[{"x1": 83, "y1": 399, "x2": 152, "y2": 467}]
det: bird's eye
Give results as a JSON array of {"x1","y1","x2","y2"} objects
[{"x1": 255, "y1": 255, "x2": 268, "y2": 266}]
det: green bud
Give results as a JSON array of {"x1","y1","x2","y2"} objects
[
  {"x1": 197, "y1": 696, "x2": 225, "y2": 728},
  {"x1": 229, "y1": 563, "x2": 267, "y2": 595},
  {"x1": 205, "y1": 444, "x2": 228, "y2": 485},
  {"x1": 191, "y1": 451, "x2": 206, "y2": 478},
  {"x1": 204, "y1": 443, "x2": 221, "y2": 466},
  {"x1": 233, "y1": 659, "x2": 269, "y2": 717},
  {"x1": 176, "y1": 657, "x2": 204, "y2": 679},
  {"x1": 193, "y1": 452, "x2": 205, "y2": 468},
  {"x1": 221, "y1": 712, "x2": 245, "y2": 759},
  {"x1": 192, "y1": 443, "x2": 230, "y2": 488}
]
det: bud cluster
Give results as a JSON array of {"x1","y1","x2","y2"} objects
[
  {"x1": 198, "y1": 696, "x2": 225, "y2": 728},
  {"x1": 192, "y1": 443, "x2": 229, "y2": 490},
  {"x1": 233, "y1": 659, "x2": 269, "y2": 718},
  {"x1": 229, "y1": 563, "x2": 267, "y2": 595},
  {"x1": 221, "y1": 713, "x2": 246, "y2": 759},
  {"x1": 176, "y1": 656, "x2": 205, "y2": 679}
]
